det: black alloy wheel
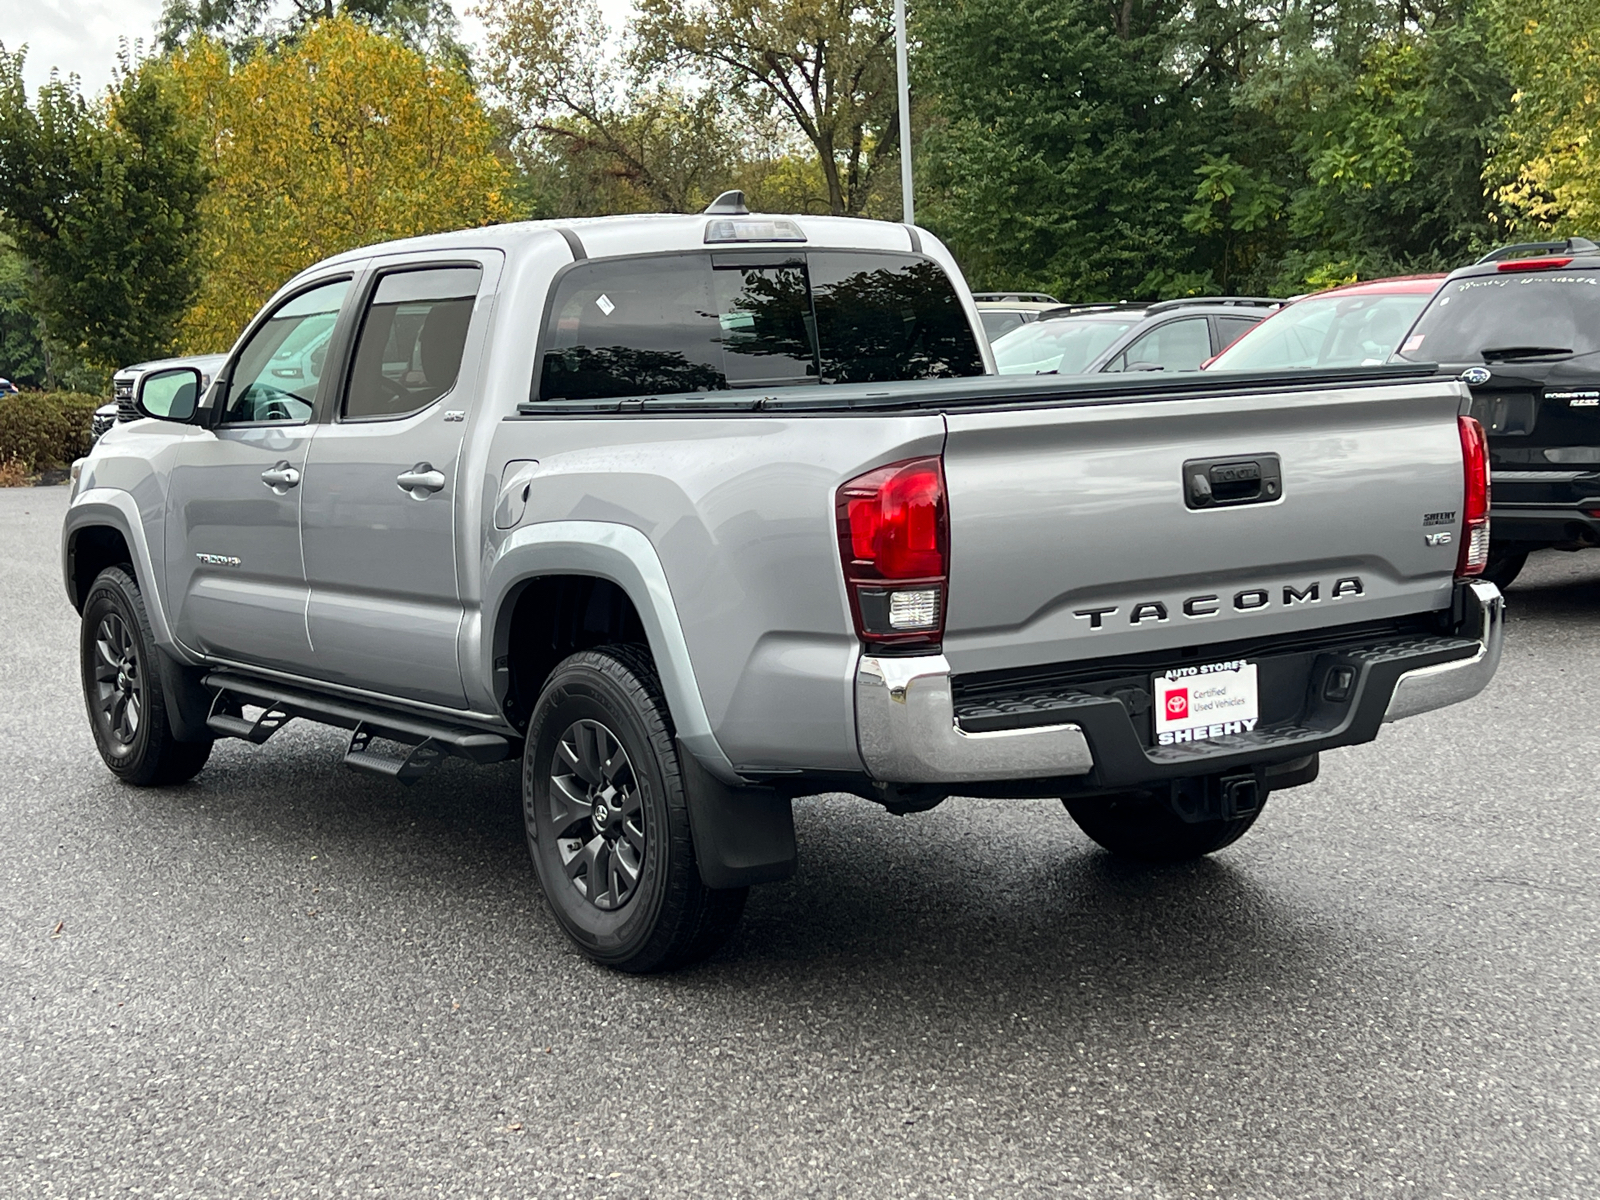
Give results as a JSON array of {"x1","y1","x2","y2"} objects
[
  {"x1": 550, "y1": 718, "x2": 647, "y2": 911},
  {"x1": 80, "y1": 566, "x2": 213, "y2": 786},
  {"x1": 523, "y1": 646, "x2": 746, "y2": 972},
  {"x1": 90, "y1": 609, "x2": 144, "y2": 749}
]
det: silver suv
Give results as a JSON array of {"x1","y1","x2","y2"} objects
[{"x1": 993, "y1": 297, "x2": 1280, "y2": 375}]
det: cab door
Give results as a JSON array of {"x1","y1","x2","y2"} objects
[
  {"x1": 164, "y1": 275, "x2": 356, "y2": 670},
  {"x1": 297, "y1": 253, "x2": 501, "y2": 709}
]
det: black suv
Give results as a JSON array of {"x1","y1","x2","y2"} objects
[{"x1": 1396, "y1": 237, "x2": 1600, "y2": 589}]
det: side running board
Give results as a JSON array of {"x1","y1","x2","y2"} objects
[{"x1": 202, "y1": 670, "x2": 512, "y2": 783}]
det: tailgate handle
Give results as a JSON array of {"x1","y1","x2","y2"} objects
[{"x1": 1184, "y1": 454, "x2": 1282, "y2": 509}]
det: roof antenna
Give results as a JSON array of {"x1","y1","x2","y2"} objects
[{"x1": 704, "y1": 190, "x2": 749, "y2": 215}]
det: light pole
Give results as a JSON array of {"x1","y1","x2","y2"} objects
[{"x1": 894, "y1": 0, "x2": 914, "y2": 225}]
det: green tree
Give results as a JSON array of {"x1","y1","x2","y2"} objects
[
  {"x1": 0, "y1": 240, "x2": 47, "y2": 388},
  {"x1": 160, "y1": 18, "x2": 511, "y2": 348},
  {"x1": 916, "y1": 0, "x2": 1198, "y2": 300},
  {"x1": 1182, "y1": 155, "x2": 1286, "y2": 293},
  {"x1": 1487, "y1": 0, "x2": 1600, "y2": 235},
  {"x1": 1251, "y1": 4, "x2": 1510, "y2": 287},
  {"x1": 0, "y1": 47, "x2": 208, "y2": 377},
  {"x1": 633, "y1": 0, "x2": 901, "y2": 215},
  {"x1": 158, "y1": 0, "x2": 469, "y2": 67},
  {"x1": 477, "y1": 0, "x2": 743, "y2": 214}
]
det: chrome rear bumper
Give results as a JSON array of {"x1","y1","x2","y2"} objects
[
  {"x1": 855, "y1": 580, "x2": 1504, "y2": 786},
  {"x1": 1382, "y1": 580, "x2": 1504, "y2": 723},
  {"x1": 855, "y1": 655, "x2": 1094, "y2": 784}
]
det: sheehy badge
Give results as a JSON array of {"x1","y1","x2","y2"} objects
[{"x1": 1153, "y1": 661, "x2": 1260, "y2": 746}]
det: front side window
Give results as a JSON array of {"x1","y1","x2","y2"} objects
[
  {"x1": 224, "y1": 279, "x2": 349, "y2": 424},
  {"x1": 535, "y1": 251, "x2": 983, "y2": 402},
  {"x1": 1105, "y1": 317, "x2": 1211, "y2": 373},
  {"x1": 344, "y1": 266, "x2": 483, "y2": 419}
]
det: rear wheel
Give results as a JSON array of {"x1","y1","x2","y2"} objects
[
  {"x1": 80, "y1": 567, "x2": 213, "y2": 786},
  {"x1": 1480, "y1": 547, "x2": 1528, "y2": 592},
  {"x1": 522, "y1": 646, "x2": 746, "y2": 972},
  {"x1": 1063, "y1": 791, "x2": 1264, "y2": 863}
]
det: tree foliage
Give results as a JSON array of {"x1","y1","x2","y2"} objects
[
  {"x1": 476, "y1": 0, "x2": 743, "y2": 213},
  {"x1": 631, "y1": 0, "x2": 900, "y2": 215},
  {"x1": 0, "y1": 48, "x2": 208, "y2": 377},
  {"x1": 159, "y1": 0, "x2": 469, "y2": 67},
  {"x1": 918, "y1": 0, "x2": 1515, "y2": 299},
  {"x1": 1488, "y1": 0, "x2": 1600, "y2": 235},
  {"x1": 159, "y1": 16, "x2": 511, "y2": 350}
]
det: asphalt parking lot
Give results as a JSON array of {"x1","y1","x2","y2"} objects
[{"x1": 2, "y1": 483, "x2": 1597, "y2": 1199}]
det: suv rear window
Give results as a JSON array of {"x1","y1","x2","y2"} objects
[
  {"x1": 1398, "y1": 271, "x2": 1600, "y2": 363},
  {"x1": 536, "y1": 251, "x2": 983, "y2": 402}
]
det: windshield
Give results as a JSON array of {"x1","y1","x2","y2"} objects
[
  {"x1": 992, "y1": 316, "x2": 1137, "y2": 374},
  {"x1": 1210, "y1": 290, "x2": 1433, "y2": 370},
  {"x1": 1397, "y1": 271, "x2": 1600, "y2": 363}
]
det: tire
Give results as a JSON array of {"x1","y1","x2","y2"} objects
[
  {"x1": 1480, "y1": 547, "x2": 1528, "y2": 592},
  {"x1": 522, "y1": 645, "x2": 747, "y2": 972},
  {"x1": 80, "y1": 566, "x2": 213, "y2": 786},
  {"x1": 1063, "y1": 791, "x2": 1264, "y2": 863}
]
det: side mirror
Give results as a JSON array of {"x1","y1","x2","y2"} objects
[{"x1": 135, "y1": 367, "x2": 202, "y2": 422}]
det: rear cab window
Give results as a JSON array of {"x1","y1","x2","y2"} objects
[
  {"x1": 535, "y1": 251, "x2": 984, "y2": 403},
  {"x1": 1399, "y1": 270, "x2": 1600, "y2": 363}
]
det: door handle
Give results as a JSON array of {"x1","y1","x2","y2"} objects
[
  {"x1": 397, "y1": 463, "x2": 447, "y2": 500},
  {"x1": 1183, "y1": 454, "x2": 1282, "y2": 509},
  {"x1": 261, "y1": 462, "x2": 301, "y2": 493}
]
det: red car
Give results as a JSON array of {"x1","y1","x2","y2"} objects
[{"x1": 1203, "y1": 275, "x2": 1446, "y2": 371}]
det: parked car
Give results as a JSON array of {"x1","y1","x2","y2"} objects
[
  {"x1": 65, "y1": 202, "x2": 1502, "y2": 972},
  {"x1": 972, "y1": 291, "x2": 1062, "y2": 341},
  {"x1": 1204, "y1": 276, "x2": 1446, "y2": 372},
  {"x1": 992, "y1": 298, "x2": 1280, "y2": 375},
  {"x1": 1394, "y1": 237, "x2": 1600, "y2": 590}
]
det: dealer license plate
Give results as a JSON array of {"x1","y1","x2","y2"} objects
[{"x1": 1152, "y1": 660, "x2": 1260, "y2": 746}]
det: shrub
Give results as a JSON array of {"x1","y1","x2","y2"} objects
[{"x1": 0, "y1": 390, "x2": 104, "y2": 478}]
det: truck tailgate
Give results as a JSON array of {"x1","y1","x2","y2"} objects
[{"x1": 941, "y1": 378, "x2": 1469, "y2": 675}]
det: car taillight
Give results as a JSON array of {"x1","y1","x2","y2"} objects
[
  {"x1": 1497, "y1": 256, "x2": 1572, "y2": 272},
  {"x1": 836, "y1": 456, "x2": 948, "y2": 648},
  {"x1": 1457, "y1": 415, "x2": 1490, "y2": 577}
]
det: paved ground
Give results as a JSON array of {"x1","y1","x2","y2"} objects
[{"x1": 2, "y1": 484, "x2": 1597, "y2": 1199}]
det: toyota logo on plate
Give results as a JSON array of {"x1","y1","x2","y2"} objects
[{"x1": 1166, "y1": 690, "x2": 1189, "y2": 719}]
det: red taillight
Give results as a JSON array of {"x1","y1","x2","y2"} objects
[
  {"x1": 836, "y1": 456, "x2": 948, "y2": 647},
  {"x1": 1457, "y1": 415, "x2": 1490, "y2": 577},
  {"x1": 1497, "y1": 256, "x2": 1573, "y2": 272}
]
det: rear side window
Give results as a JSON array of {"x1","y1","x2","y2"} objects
[
  {"x1": 535, "y1": 251, "x2": 983, "y2": 402},
  {"x1": 1215, "y1": 315, "x2": 1259, "y2": 351},
  {"x1": 1399, "y1": 271, "x2": 1600, "y2": 363},
  {"x1": 344, "y1": 265, "x2": 482, "y2": 419}
]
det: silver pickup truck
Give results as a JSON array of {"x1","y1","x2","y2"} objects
[{"x1": 64, "y1": 204, "x2": 1504, "y2": 971}]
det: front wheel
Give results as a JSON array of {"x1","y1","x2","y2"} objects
[
  {"x1": 1063, "y1": 791, "x2": 1264, "y2": 863},
  {"x1": 80, "y1": 566, "x2": 213, "y2": 786},
  {"x1": 522, "y1": 646, "x2": 746, "y2": 972}
]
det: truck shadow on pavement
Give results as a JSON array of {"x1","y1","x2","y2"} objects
[
  {"x1": 182, "y1": 734, "x2": 1352, "y2": 1018},
  {"x1": 1501, "y1": 548, "x2": 1600, "y2": 618}
]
